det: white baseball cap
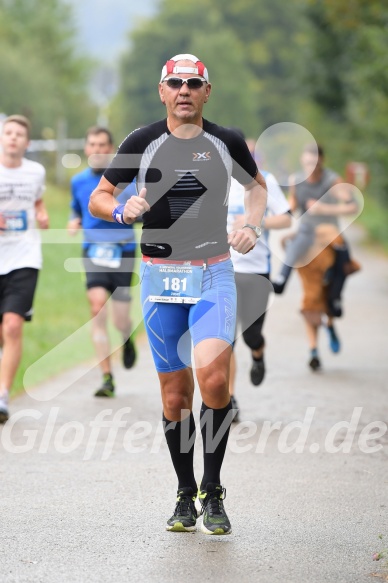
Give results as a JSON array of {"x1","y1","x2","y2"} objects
[{"x1": 160, "y1": 54, "x2": 209, "y2": 82}]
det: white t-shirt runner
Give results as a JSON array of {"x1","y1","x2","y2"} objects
[
  {"x1": 0, "y1": 158, "x2": 46, "y2": 275},
  {"x1": 227, "y1": 171, "x2": 290, "y2": 274}
]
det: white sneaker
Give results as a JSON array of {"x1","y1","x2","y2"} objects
[{"x1": 0, "y1": 392, "x2": 9, "y2": 424}]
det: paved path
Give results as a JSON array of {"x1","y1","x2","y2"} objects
[{"x1": 1, "y1": 227, "x2": 388, "y2": 583}]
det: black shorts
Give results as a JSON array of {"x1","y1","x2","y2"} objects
[
  {"x1": 82, "y1": 249, "x2": 136, "y2": 302},
  {"x1": 0, "y1": 268, "x2": 39, "y2": 322}
]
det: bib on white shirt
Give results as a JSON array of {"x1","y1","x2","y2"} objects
[{"x1": 0, "y1": 158, "x2": 46, "y2": 275}]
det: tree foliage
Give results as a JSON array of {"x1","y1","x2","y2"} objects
[
  {"x1": 0, "y1": 0, "x2": 97, "y2": 137},
  {"x1": 302, "y1": 0, "x2": 388, "y2": 205},
  {"x1": 112, "y1": 0, "x2": 304, "y2": 141},
  {"x1": 113, "y1": 0, "x2": 388, "y2": 210}
]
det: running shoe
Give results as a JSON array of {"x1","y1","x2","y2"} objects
[
  {"x1": 94, "y1": 373, "x2": 115, "y2": 397},
  {"x1": 166, "y1": 487, "x2": 198, "y2": 532},
  {"x1": 230, "y1": 395, "x2": 240, "y2": 423},
  {"x1": 309, "y1": 355, "x2": 321, "y2": 371},
  {"x1": 0, "y1": 393, "x2": 9, "y2": 424},
  {"x1": 123, "y1": 337, "x2": 137, "y2": 369},
  {"x1": 271, "y1": 275, "x2": 286, "y2": 295},
  {"x1": 272, "y1": 282, "x2": 285, "y2": 294},
  {"x1": 250, "y1": 356, "x2": 265, "y2": 386},
  {"x1": 198, "y1": 483, "x2": 232, "y2": 535},
  {"x1": 327, "y1": 324, "x2": 341, "y2": 353}
]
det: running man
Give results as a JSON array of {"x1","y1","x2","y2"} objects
[
  {"x1": 67, "y1": 127, "x2": 137, "y2": 397},
  {"x1": 89, "y1": 54, "x2": 267, "y2": 534},
  {"x1": 274, "y1": 143, "x2": 360, "y2": 370},
  {"x1": 227, "y1": 130, "x2": 291, "y2": 419},
  {"x1": 0, "y1": 115, "x2": 49, "y2": 423}
]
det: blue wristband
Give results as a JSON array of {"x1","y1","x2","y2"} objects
[{"x1": 112, "y1": 204, "x2": 126, "y2": 224}]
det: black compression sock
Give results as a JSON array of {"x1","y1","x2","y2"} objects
[
  {"x1": 163, "y1": 413, "x2": 197, "y2": 491},
  {"x1": 200, "y1": 400, "x2": 233, "y2": 490}
]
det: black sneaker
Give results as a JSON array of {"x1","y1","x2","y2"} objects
[
  {"x1": 272, "y1": 280, "x2": 285, "y2": 294},
  {"x1": 309, "y1": 355, "x2": 321, "y2": 371},
  {"x1": 166, "y1": 487, "x2": 198, "y2": 532},
  {"x1": 230, "y1": 395, "x2": 240, "y2": 423},
  {"x1": 199, "y1": 483, "x2": 231, "y2": 535},
  {"x1": 250, "y1": 356, "x2": 265, "y2": 386},
  {"x1": 123, "y1": 337, "x2": 136, "y2": 369},
  {"x1": 94, "y1": 373, "x2": 115, "y2": 397},
  {"x1": 271, "y1": 274, "x2": 287, "y2": 294},
  {"x1": 0, "y1": 393, "x2": 9, "y2": 424}
]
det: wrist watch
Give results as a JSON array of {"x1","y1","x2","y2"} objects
[{"x1": 242, "y1": 223, "x2": 262, "y2": 238}]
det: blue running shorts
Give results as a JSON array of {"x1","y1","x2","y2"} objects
[{"x1": 140, "y1": 259, "x2": 237, "y2": 372}]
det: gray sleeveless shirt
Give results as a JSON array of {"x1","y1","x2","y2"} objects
[{"x1": 294, "y1": 168, "x2": 339, "y2": 227}]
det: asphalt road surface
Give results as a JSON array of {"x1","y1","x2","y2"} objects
[{"x1": 1, "y1": 227, "x2": 387, "y2": 583}]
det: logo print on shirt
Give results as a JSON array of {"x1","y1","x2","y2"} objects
[
  {"x1": 168, "y1": 171, "x2": 207, "y2": 220},
  {"x1": 193, "y1": 152, "x2": 211, "y2": 161}
]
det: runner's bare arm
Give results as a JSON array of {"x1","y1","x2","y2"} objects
[
  {"x1": 35, "y1": 199, "x2": 49, "y2": 229},
  {"x1": 288, "y1": 176, "x2": 298, "y2": 213},
  {"x1": 89, "y1": 176, "x2": 123, "y2": 222},
  {"x1": 89, "y1": 176, "x2": 149, "y2": 224}
]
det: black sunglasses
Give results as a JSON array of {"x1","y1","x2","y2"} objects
[{"x1": 163, "y1": 77, "x2": 207, "y2": 90}]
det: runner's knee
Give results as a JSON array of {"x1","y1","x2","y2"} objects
[
  {"x1": 2, "y1": 314, "x2": 23, "y2": 340},
  {"x1": 163, "y1": 391, "x2": 192, "y2": 417},
  {"x1": 242, "y1": 324, "x2": 264, "y2": 350},
  {"x1": 199, "y1": 369, "x2": 228, "y2": 401}
]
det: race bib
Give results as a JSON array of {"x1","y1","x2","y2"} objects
[
  {"x1": 148, "y1": 263, "x2": 204, "y2": 304},
  {"x1": 0, "y1": 210, "x2": 27, "y2": 231},
  {"x1": 87, "y1": 243, "x2": 122, "y2": 268}
]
